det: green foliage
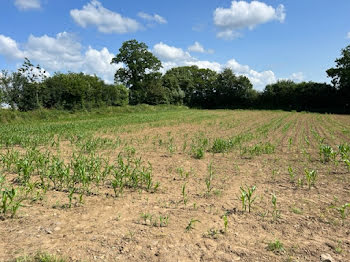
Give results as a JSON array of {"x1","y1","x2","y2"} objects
[
  {"x1": 327, "y1": 45, "x2": 350, "y2": 104},
  {"x1": 111, "y1": 39, "x2": 162, "y2": 104},
  {"x1": 43, "y1": 72, "x2": 128, "y2": 110},
  {"x1": 267, "y1": 240, "x2": 285, "y2": 254},
  {"x1": 319, "y1": 144, "x2": 337, "y2": 163}
]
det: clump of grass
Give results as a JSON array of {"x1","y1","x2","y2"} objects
[{"x1": 266, "y1": 240, "x2": 285, "y2": 254}]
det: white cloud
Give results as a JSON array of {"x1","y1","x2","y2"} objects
[
  {"x1": 153, "y1": 42, "x2": 192, "y2": 61},
  {"x1": 153, "y1": 42, "x2": 275, "y2": 90},
  {"x1": 138, "y1": 12, "x2": 167, "y2": 24},
  {"x1": 216, "y1": 30, "x2": 241, "y2": 40},
  {"x1": 226, "y1": 59, "x2": 276, "y2": 89},
  {"x1": 0, "y1": 35, "x2": 25, "y2": 60},
  {"x1": 70, "y1": 0, "x2": 140, "y2": 34},
  {"x1": 188, "y1": 42, "x2": 205, "y2": 53},
  {"x1": 214, "y1": 1, "x2": 286, "y2": 39},
  {"x1": 290, "y1": 72, "x2": 304, "y2": 82},
  {"x1": 0, "y1": 33, "x2": 120, "y2": 84},
  {"x1": 14, "y1": 0, "x2": 41, "y2": 10}
]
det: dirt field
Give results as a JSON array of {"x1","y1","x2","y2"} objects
[{"x1": 0, "y1": 108, "x2": 349, "y2": 261}]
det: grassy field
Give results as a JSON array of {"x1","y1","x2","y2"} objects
[{"x1": 0, "y1": 106, "x2": 350, "y2": 261}]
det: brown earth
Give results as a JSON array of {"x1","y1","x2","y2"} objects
[{"x1": 0, "y1": 110, "x2": 349, "y2": 262}]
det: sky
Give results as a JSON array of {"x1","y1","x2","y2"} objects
[{"x1": 0, "y1": 0, "x2": 350, "y2": 91}]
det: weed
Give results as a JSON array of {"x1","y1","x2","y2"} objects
[{"x1": 267, "y1": 240, "x2": 285, "y2": 254}]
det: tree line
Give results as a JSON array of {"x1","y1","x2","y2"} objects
[{"x1": 1, "y1": 40, "x2": 349, "y2": 113}]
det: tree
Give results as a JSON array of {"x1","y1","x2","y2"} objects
[
  {"x1": 214, "y1": 68, "x2": 253, "y2": 108},
  {"x1": 327, "y1": 45, "x2": 350, "y2": 109},
  {"x1": 0, "y1": 58, "x2": 47, "y2": 111},
  {"x1": 111, "y1": 40, "x2": 162, "y2": 104}
]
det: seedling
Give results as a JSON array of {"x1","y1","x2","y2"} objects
[
  {"x1": 205, "y1": 162, "x2": 214, "y2": 195},
  {"x1": 185, "y1": 218, "x2": 200, "y2": 232},
  {"x1": 267, "y1": 240, "x2": 285, "y2": 254},
  {"x1": 182, "y1": 183, "x2": 188, "y2": 205},
  {"x1": 304, "y1": 169, "x2": 317, "y2": 189},
  {"x1": 271, "y1": 193, "x2": 280, "y2": 220},
  {"x1": 223, "y1": 215, "x2": 228, "y2": 233},
  {"x1": 336, "y1": 203, "x2": 349, "y2": 222},
  {"x1": 239, "y1": 185, "x2": 257, "y2": 213},
  {"x1": 288, "y1": 166, "x2": 295, "y2": 182}
]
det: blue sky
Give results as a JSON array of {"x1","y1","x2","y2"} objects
[{"x1": 0, "y1": 0, "x2": 349, "y2": 90}]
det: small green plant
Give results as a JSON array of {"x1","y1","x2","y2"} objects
[
  {"x1": 1, "y1": 187, "x2": 26, "y2": 218},
  {"x1": 182, "y1": 183, "x2": 188, "y2": 205},
  {"x1": 239, "y1": 185, "x2": 257, "y2": 213},
  {"x1": 271, "y1": 193, "x2": 280, "y2": 220},
  {"x1": 205, "y1": 162, "x2": 214, "y2": 195},
  {"x1": 288, "y1": 166, "x2": 295, "y2": 182},
  {"x1": 291, "y1": 206, "x2": 302, "y2": 215},
  {"x1": 223, "y1": 215, "x2": 228, "y2": 233},
  {"x1": 159, "y1": 215, "x2": 169, "y2": 227},
  {"x1": 304, "y1": 169, "x2": 317, "y2": 189},
  {"x1": 267, "y1": 240, "x2": 285, "y2": 254},
  {"x1": 185, "y1": 218, "x2": 200, "y2": 232},
  {"x1": 193, "y1": 147, "x2": 204, "y2": 159},
  {"x1": 319, "y1": 144, "x2": 337, "y2": 163},
  {"x1": 336, "y1": 203, "x2": 349, "y2": 222}
]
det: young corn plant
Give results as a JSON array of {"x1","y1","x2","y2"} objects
[
  {"x1": 336, "y1": 203, "x2": 349, "y2": 223},
  {"x1": 288, "y1": 166, "x2": 295, "y2": 182},
  {"x1": 1, "y1": 187, "x2": 25, "y2": 218},
  {"x1": 319, "y1": 144, "x2": 337, "y2": 163},
  {"x1": 239, "y1": 185, "x2": 257, "y2": 213},
  {"x1": 271, "y1": 193, "x2": 280, "y2": 220},
  {"x1": 182, "y1": 183, "x2": 188, "y2": 205},
  {"x1": 223, "y1": 215, "x2": 228, "y2": 233},
  {"x1": 185, "y1": 218, "x2": 200, "y2": 232},
  {"x1": 304, "y1": 169, "x2": 317, "y2": 189},
  {"x1": 205, "y1": 162, "x2": 214, "y2": 195}
]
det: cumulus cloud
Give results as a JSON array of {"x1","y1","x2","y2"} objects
[
  {"x1": 226, "y1": 59, "x2": 276, "y2": 89},
  {"x1": 187, "y1": 41, "x2": 214, "y2": 54},
  {"x1": 153, "y1": 42, "x2": 192, "y2": 61},
  {"x1": 153, "y1": 42, "x2": 275, "y2": 90},
  {"x1": 0, "y1": 34, "x2": 25, "y2": 60},
  {"x1": 0, "y1": 33, "x2": 121, "y2": 84},
  {"x1": 214, "y1": 1, "x2": 286, "y2": 39},
  {"x1": 70, "y1": 0, "x2": 140, "y2": 34},
  {"x1": 14, "y1": 0, "x2": 41, "y2": 10},
  {"x1": 138, "y1": 12, "x2": 167, "y2": 24},
  {"x1": 290, "y1": 72, "x2": 304, "y2": 82}
]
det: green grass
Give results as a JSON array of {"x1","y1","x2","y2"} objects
[{"x1": 14, "y1": 252, "x2": 66, "y2": 262}]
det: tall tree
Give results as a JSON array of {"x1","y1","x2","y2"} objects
[
  {"x1": 327, "y1": 45, "x2": 350, "y2": 109},
  {"x1": 111, "y1": 40, "x2": 162, "y2": 104}
]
